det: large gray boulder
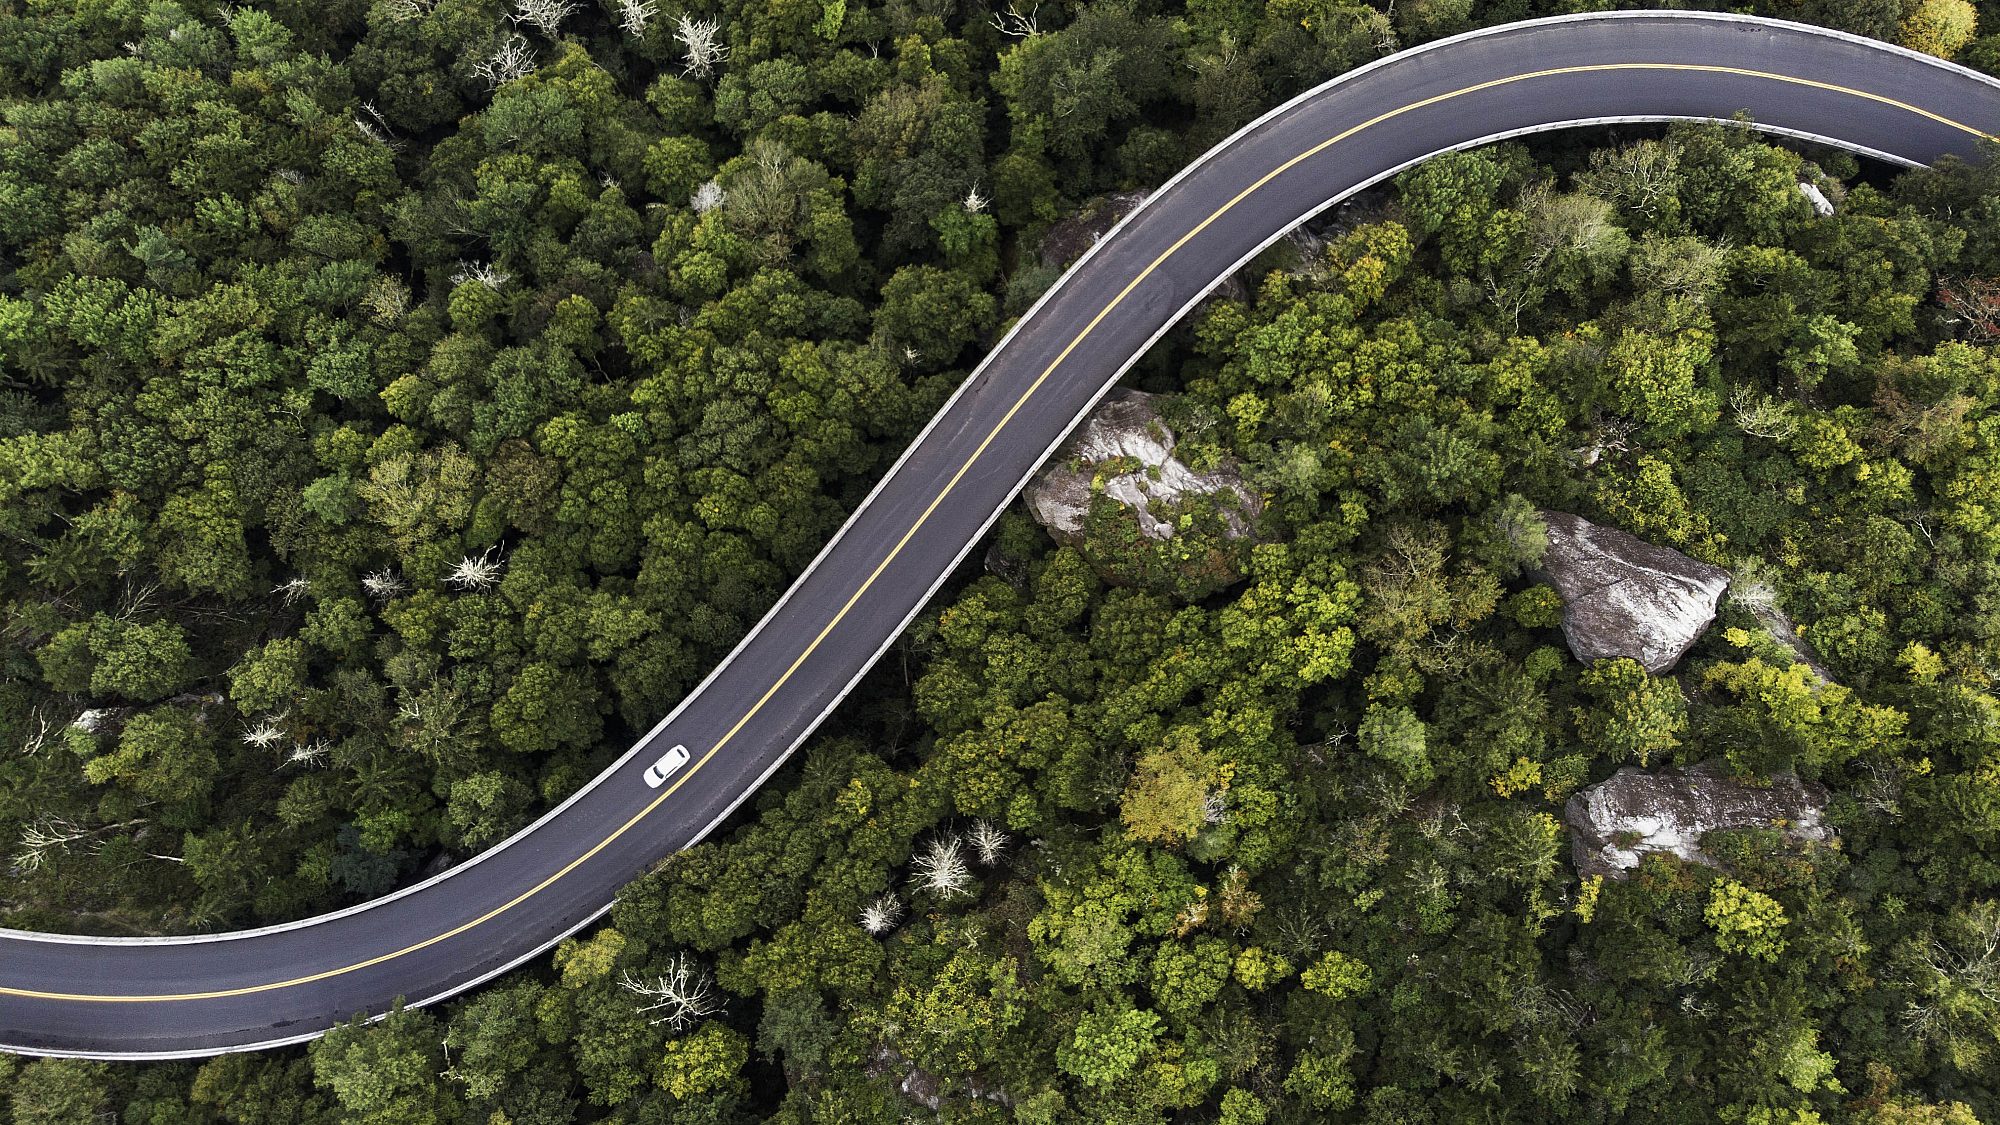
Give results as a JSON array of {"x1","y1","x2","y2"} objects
[
  {"x1": 1537, "y1": 511, "x2": 1729, "y2": 673},
  {"x1": 1564, "y1": 763, "x2": 1833, "y2": 880},
  {"x1": 1025, "y1": 390, "x2": 1261, "y2": 544}
]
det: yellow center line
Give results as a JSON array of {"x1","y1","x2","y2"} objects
[{"x1": 7, "y1": 60, "x2": 1990, "y2": 1005}]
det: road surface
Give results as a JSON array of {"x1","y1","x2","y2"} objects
[{"x1": 5, "y1": 11, "x2": 1997, "y2": 1058}]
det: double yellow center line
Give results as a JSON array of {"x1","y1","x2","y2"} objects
[{"x1": 6, "y1": 60, "x2": 1990, "y2": 1005}]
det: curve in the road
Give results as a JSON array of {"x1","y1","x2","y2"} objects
[{"x1": 5, "y1": 10, "x2": 1998, "y2": 1059}]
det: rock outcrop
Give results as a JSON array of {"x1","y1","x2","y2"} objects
[
  {"x1": 1026, "y1": 390, "x2": 1261, "y2": 543},
  {"x1": 1565, "y1": 763, "x2": 1833, "y2": 879},
  {"x1": 1037, "y1": 190, "x2": 1151, "y2": 271},
  {"x1": 1536, "y1": 511, "x2": 1729, "y2": 673},
  {"x1": 1024, "y1": 390, "x2": 1264, "y2": 598}
]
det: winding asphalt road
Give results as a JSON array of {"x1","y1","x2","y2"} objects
[{"x1": 6, "y1": 11, "x2": 1999, "y2": 1059}]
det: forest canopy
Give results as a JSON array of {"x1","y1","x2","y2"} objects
[{"x1": 9, "y1": 0, "x2": 2000, "y2": 1121}]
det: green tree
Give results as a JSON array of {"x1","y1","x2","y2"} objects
[
  {"x1": 1576, "y1": 658, "x2": 1687, "y2": 766},
  {"x1": 1121, "y1": 732, "x2": 1214, "y2": 845},
  {"x1": 310, "y1": 1004, "x2": 459, "y2": 1125},
  {"x1": 9, "y1": 1059, "x2": 109, "y2": 1125},
  {"x1": 1299, "y1": 950, "x2": 1372, "y2": 1000},
  {"x1": 83, "y1": 704, "x2": 219, "y2": 808},
  {"x1": 993, "y1": 4, "x2": 1181, "y2": 165},
  {"x1": 1057, "y1": 1007, "x2": 1162, "y2": 1089},
  {"x1": 1902, "y1": 0, "x2": 1978, "y2": 57},
  {"x1": 657, "y1": 1022, "x2": 750, "y2": 1101},
  {"x1": 1360, "y1": 704, "x2": 1431, "y2": 785},
  {"x1": 89, "y1": 616, "x2": 194, "y2": 702},
  {"x1": 873, "y1": 265, "x2": 995, "y2": 372},
  {"x1": 1706, "y1": 878, "x2": 1789, "y2": 961}
]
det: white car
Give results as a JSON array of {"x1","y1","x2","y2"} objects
[{"x1": 643, "y1": 744, "x2": 691, "y2": 788}]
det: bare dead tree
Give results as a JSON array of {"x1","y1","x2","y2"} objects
[
  {"x1": 1729, "y1": 385, "x2": 1800, "y2": 440},
  {"x1": 242, "y1": 714, "x2": 287, "y2": 750},
  {"x1": 19, "y1": 707, "x2": 56, "y2": 756},
  {"x1": 1855, "y1": 758, "x2": 1906, "y2": 819},
  {"x1": 385, "y1": 0, "x2": 437, "y2": 20},
  {"x1": 114, "y1": 581, "x2": 159, "y2": 622},
  {"x1": 859, "y1": 891, "x2": 904, "y2": 935},
  {"x1": 1483, "y1": 276, "x2": 1535, "y2": 335},
  {"x1": 616, "y1": 0, "x2": 657, "y2": 36},
  {"x1": 284, "y1": 738, "x2": 333, "y2": 768},
  {"x1": 988, "y1": 1, "x2": 1039, "y2": 37},
  {"x1": 353, "y1": 101, "x2": 404, "y2": 151},
  {"x1": 15, "y1": 818, "x2": 88, "y2": 874},
  {"x1": 362, "y1": 276, "x2": 412, "y2": 325},
  {"x1": 1569, "y1": 415, "x2": 1635, "y2": 468},
  {"x1": 690, "y1": 178, "x2": 727, "y2": 213},
  {"x1": 967, "y1": 820, "x2": 1009, "y2": 866},
  {"x1": 910, "y1": 833, "x2": 975, "y2": 899},
  {"x1": 447, "y1": 546, "x2": 506, "y2": 591},
  {"x1": 1169, "y1": 894, "x2": 1209, "y2": 938},
  {"x1": 15, "y1": 817, "x2": 155, "y2": 874},
  {"x1": 1902, "y1": 904, "x2": 2000, "y2": 1067},
  {"x1": 272, "y1": 576, "x2": 312, "y2": 606},
  {"x1": 362, "y1": 567, "x2": 408, "y2": 600},
  {"x1": 1216, "y1": 865, "x2": 1262, "y2": 930},
  {"x1": 472, "y1": 35, "x2": 537, "y2": 89},
  {"x1": 1201, "y1": 790, "x2": 1228, "y2": 827},
  {"x1": 450, "y1": 260, "x2": 511, "y2": 290},
  {"x1": 508, "y1": 0, "x2": 577, "y2": 36},
  {"x1": 1938, "y1": 275, "x2": 2000, "y2": 345},
  {"x1": 1371, "y1": 13, "x2": 1399, "y2": 55},
  {"x1": 674, "y1": 13, "x2": 728, "y2": 78},
  {"x1": 1576, "y1": 138, "x2": 1682, "y2": 223},
  {"x1": 619, "y1": 954, "x2": 723, "y2": 1030}
]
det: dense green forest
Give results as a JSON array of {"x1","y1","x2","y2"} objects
[{"x1": 11, "y1": 0, "x2": 2000, "y2": 1117}]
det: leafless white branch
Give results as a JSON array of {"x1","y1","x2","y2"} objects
[
  {"x1": 617, "y1": 0, "x2": 657, "y2": 36},
  {"x1": 911, "y1": 833, "x2": 975, "y2": 899},
  {"x1": 508, "y1": 0, "x2": 577, "y2": 36},
  {"x1": 619, "y1": 954, "x2": 723, "y2": 1030},
  {"x1": 988, "y1": 2, "x2": 1039, "y2": 37},
  {"x1": 860, "y1": 891, "x2": 904, "y2": 935},
  {"x1": 450, "y1": 260, "x2": 511, "y2": 290},
  {"x1": 967, "y1": 820, "x2": 1009, "y2": 866},
  {"x1": 472, "y1": 35, "x2": 538, "y2": 89},
  {"x1": 242, "y1": 715, "x2": 287, "y2": 749},
  {"x1": 447, "y1": 546, "x2": 505, "y2": 591},
  {"x1": 674, "y1": 13, "x2": 728, "y2": 78},
  {"x1": 20, "y1": 708, "x2": 55, "y2": 756},
  {"x1": 691, "y1": 178, "x2": 727, "y2": 214},
  {"x1": 15, "y1": 818, "x2": 86, "y2": 874},
  {"x1": 362, "y1": 567, "x2": 408, "y2": 600},
  {"x1": 285, "y1": 739, "x2": 333, "y2": 768}
]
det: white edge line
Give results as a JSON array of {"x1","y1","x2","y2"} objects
[{"x1": 4, "y1": 11, "x2": 1991, "y2": 1056}]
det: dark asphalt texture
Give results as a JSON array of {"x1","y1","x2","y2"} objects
[{"x1": 5, "y1": 12, "x2": 1998, "y2": 1057}]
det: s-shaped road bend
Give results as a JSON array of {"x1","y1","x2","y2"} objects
[{"x1": 6, "y1": 11, "x2": 1999, "y2": 1059}]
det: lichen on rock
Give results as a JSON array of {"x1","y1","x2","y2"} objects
[
  {"x1": 1536, "y1": 510, "x2": 1730, "y2": 673},
  {"x1": 1024, "y1": 390, "x2": 1264, "y2": 598},
  {"x1": 1564, "y1": 762, "x2": 1833, "y2": 880}
]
